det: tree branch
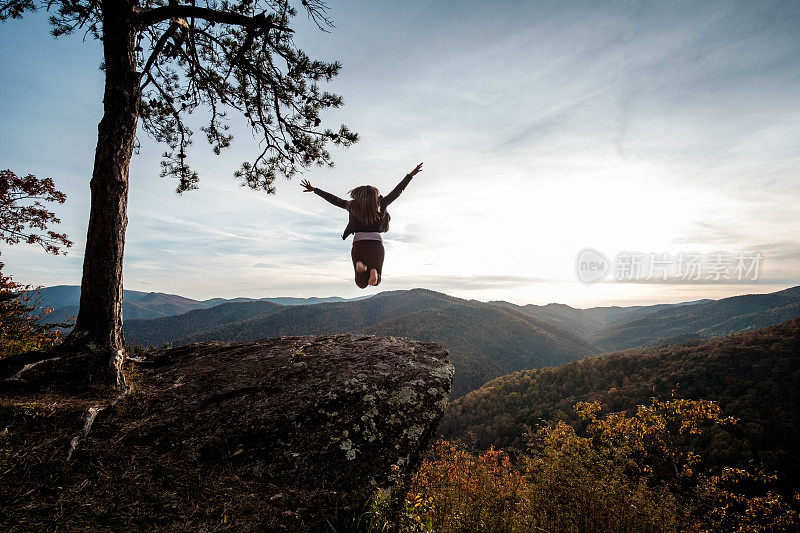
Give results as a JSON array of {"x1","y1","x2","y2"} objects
[
  {"x1": 139, "y1": 22, "x2": 180, "y2": 89},
  {"x1": 133, "y1": 5, "x2": 293, "y2": 33}
]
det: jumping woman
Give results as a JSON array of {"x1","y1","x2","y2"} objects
[{"x1": 301, "y1": 162, "x2": 423, "y2": 288}]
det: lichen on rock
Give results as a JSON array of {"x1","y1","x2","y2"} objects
[{"x1": 102, "y1": 333, "x2": 452, "y2": 507}]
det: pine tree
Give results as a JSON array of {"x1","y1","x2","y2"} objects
[{"x1": 0, "y1": 1, "x2": 357, "y2": 387}]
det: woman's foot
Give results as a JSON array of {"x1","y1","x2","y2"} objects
[
  {"x1": 368, "y1": 268, "x2": 379, "y2": 286},
  {"x1": 355, "y1": 261, "x2": 368, "y2": 274}
]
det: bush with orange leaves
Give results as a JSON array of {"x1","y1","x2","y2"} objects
[
  {"x1": 0, "y1": 271, "x2": 64, "y2": 358},
  {"x1": 697, "y1": 467, "x2": 800, "y2": 533},
  {"x1": 0, "y1": 170, "x2": 72, "y2": 359},
  {"x1": 398, "y1": 440, "x2": 524, "y2": 532},
  {"x1": 395, "y1": 399, "x2": 799, "y2": 533}
]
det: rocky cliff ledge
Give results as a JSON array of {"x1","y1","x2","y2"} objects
[
  {"x1": 123, "y1": 333, "x2": 453, "y2": 490},
  {"x1": 0, "y1": 334, "x2": 453, "y2": 530}
]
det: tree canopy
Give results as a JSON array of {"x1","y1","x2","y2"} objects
[
  {"x1": 0, "y1": 169, "x2": 72, "y2": 259},
  {"x1": 1, "y1": 0, "x2": 358, "y2": 193}
]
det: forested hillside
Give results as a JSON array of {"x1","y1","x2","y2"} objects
[
  {"x1": 174, "y1": 289, "x2": 460, "y2": 343},
  {"x1": 123, "y1": 301, "x2": 285, "y2": 346},
  {"x1": 489, "y1": 300, "x2": 698, "y2": 337},
  {"x1": 123, "y1": 286, "x2": 800, "y2": 399},
  {"x1": 440, "y1": 318, "x2": 800, "y2": 486},
  {"x1": 591, "y1": 285, "x2": 800, "y2": 350},
  {"x1": 114, "y1": 285, "x2": 800, "y2": 355},
  {"x1": 124, "y1": 289, "x2": 461, "y2": 346},
  {"x1": 360, "y1": 302, "x2": 600, "y2": 396}
]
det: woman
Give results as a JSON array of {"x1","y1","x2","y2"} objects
[{"x1": 301, "y1": 162, "x2": 423, "y2": 288}]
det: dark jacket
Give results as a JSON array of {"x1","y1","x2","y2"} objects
[{"x1": 313, "y1": 174, "x2": 414, "y2": 240}]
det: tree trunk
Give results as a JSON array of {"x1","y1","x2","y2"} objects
[{"x1": 69, "y1": 0, "x2": 140, "y2": 389}]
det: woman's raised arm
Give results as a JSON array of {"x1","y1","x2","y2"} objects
[
  {"x1": 302, "y1": 179, "x2": 348, "y2": 209},
  {"x1": 383, "y1": 162, "x2": 423, "y2": 207}
]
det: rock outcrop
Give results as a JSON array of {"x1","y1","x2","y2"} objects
[
  {"x1": 120, "y1": 334, "x2": 453, "y2": 490},
  {"x1": 8, "y1": 333, "x2": 449, "y2": 529},
  {"x1": 1, "y1": 334, "x2": 451, "y2": 528}
]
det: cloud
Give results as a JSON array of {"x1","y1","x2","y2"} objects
[
  {"x1": 143, "y1": 212, "x2": 258, "y2": 241},
  {"x1": 386, "y1": 274, "x2": 552, "y2": 292}
]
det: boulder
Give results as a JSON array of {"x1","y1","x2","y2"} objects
[
  {"x1": 120, "y1": 334, "x2": 453, "y2": 493},
  {"x1": 1, "y1": 334, "x2": 452, "y2": 528}
]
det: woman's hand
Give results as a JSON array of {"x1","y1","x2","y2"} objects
[
  {"x1": 409, "y1": 162, "x2": 423, "y2": 177},
  {"x1": 301, "y1": 179, "x2": 315, "y2": 192}
]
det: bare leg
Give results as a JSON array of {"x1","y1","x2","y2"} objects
[
  {"x1": 368, "y1": 268, "x2": 379, "y2": 286},
  {"x1": 356, "y1": 261, "x2": 368, "y2": 274}
]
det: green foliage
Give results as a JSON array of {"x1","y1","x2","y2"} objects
[
  {"x1": 324, "y1": 491, "x2": 392, "y2": 533},
  {"x1": 520, "y1": 420, "x2": 681, "y2": 532}
]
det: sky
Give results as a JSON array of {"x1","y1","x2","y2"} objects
[{"x1": 1, "y1": 0, "x2": 798, "y2": 307}]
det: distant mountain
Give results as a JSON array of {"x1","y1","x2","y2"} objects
[
  {"x1": 440, "y1": 317, "x2": 800, "y2": 486},
  {"x1": 162, "y1": 289, "x2": 461, "y2": 344},
  {"x1": 123, "y1": 286, "x2": 800, "y2": 397},
  {"x1": 35, "y1": 285, "x2": 213, "y2": 324},
  {"x1": 123, "y1": 301, "x2": 285, "y2": 347},
  {"x1": 124, "y1": 288, "x2": 600, "y2": 397},
  {"x1": 490, "y1": 286, "x2": 799, "y2": 351},
  {"x1": 33, "y1": 285, "x2": 364, "y2": 323},
  {"x1": 90, "y1": 284, "x2": 800, "y2": 400},
  {"x1": 490, "y1": 299, "x2": 710, "y2": 338},
  {"x1": 260, "y1": 296, "x2": 368, "y2": 306},
  {"x1": 30, "y1": 285, "x2": 89, "y2": 309},
  {"x1": 591, "y1": 285, "x2": 800, "y2": 350},
  {"x1": 360, "y1": 302, "x2": 600, "y2": 397}
]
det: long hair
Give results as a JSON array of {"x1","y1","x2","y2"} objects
[{"x1": 347, "y1": 185, "x2": 382, "y2": 225}]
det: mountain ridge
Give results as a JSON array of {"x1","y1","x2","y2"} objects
[
  {"x1": 125, "y1": 288, "x2": 600, "y2": 397},
  {"x1": 34, "y1": 284, "x2": 369, "y2": 323},
  {"x1": 591, "y1": 285, "x2": 800, "y2": 350},
  {"x1": 359, "y1": 301, "x2": 601, "y2": 396}
]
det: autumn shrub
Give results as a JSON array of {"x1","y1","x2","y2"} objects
[
  {"x1": 400, "y1": 441, "x2": 524, "y2": 532},
  {"x1": 520, "y1": 419, "x2": 682, "y2": 532},
  {"x1": 0, "y1": 170, "x2": 72, "y2": 359},
  {"x1": 395, "y1": 399, "x2": 799, "y2": 533},
  {"x1": 0, "y1": 271, "x2": 64, "y2": 358},
  {"x1": 697, "y1": 467, "x2": 800, "y2": 533}
]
